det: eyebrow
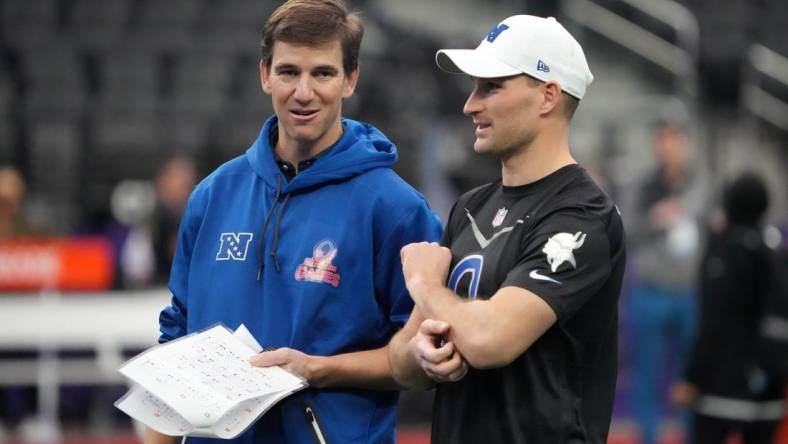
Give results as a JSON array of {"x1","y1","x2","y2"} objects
[
  {"x1": 312, "y1": 65, "x2": 339, "y2": 74},
  {"x1": 273, "y1": 63, "x2": 340, "y2": 74},
  {"x1": 273, "y1": 63, "x2": 299, "y2": 72}
]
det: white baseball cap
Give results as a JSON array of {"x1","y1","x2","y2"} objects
[{"x1": 436, "y1": 15, "x2": 594, "y2": 100}]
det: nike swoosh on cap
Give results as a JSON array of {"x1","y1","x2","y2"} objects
[{"x1": 529, "y1": 269, "x2": 562, "y2": 284}]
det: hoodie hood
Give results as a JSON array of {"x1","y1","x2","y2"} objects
[
  {"x1": 245, "y1": 115, "x2": 400, "y2": 274},
  {"x1": 246, "y1": 115, "x2": 398, "y2": 193}
]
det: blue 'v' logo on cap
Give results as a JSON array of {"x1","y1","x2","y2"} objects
[{"x1": 486, "y1": 24, "x2": 509, "y2": 42}]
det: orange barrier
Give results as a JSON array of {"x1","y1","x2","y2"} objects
[
  {"x1": 0, "y1": 237, "x2": 115, "y2": 291},
  {"x1": 778, "y1": 386, "x2": 788, "y2": 444}
]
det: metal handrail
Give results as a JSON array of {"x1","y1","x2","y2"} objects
[
  {"x1": 743, "y1": 44, "x2": 788, "y2": 131},
  {"x1": 620, "y1": 0, "x2": 699, "y2": 62},
  {"x1": 562, "y1": 0, "x2": 699, "y2": 96},
  {"x1": 749, "y1": 44, "x2": 788, "y2": 86}
]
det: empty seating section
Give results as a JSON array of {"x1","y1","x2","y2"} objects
[
  {"x1": 1, "y1": 0, "x2": 276, "y2": 229},
  {"x1": 1, "y1": 0, "x2": 61, "y2": 50},
  {"x1": 96, "y1": 49, "x2": 158, "y2": 113},
  {"x1": 0, "y1": 0, "x2": 785, "y2": 231},
  {"x1": 20, "y1": 44, "x2": 87, "y2": 115},
  {"x1": 66, "y1": 0, "x2": 131, "y2": 51}
]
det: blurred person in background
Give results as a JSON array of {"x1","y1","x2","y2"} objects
[
  {"x1": 0, "y1": 165, "x2": 35, "y2": 435},
  {"x1": 112, "y1": 180, "x2": 157, "y2": 288},
  {"x1": 389, "y1": 14, "x2": 626, "y2": 443},
  {"x1": 628, "y1": 120, "x2": 706, "y2": 444},
  {"x1": 151, "y1": 155, "x2": 197, "y2": 284},
  {"x1": 147, "y1": 0, "x2": 442, "y2": 443},
  {"x1": 77, "y1": 179, "x2": 157, "y2": 289},
  {"x1": 671, "y1": 173, "x2": 786, "y2": 443},
  {"x1": 0, "y1": 166, "x2": 30, "y2": 237}
]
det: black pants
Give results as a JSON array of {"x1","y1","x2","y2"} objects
[{"x1": 693, "y1": 414, "x2": 779, "y2": 444}]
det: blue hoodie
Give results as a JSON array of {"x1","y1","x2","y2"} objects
[{"x1": 159, "y1": 116, "x2": 442, "y2": 443}]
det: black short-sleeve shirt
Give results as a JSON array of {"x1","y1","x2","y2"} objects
[{"x1": 433, "y1": 165, "x2": 626, "y2": 444}]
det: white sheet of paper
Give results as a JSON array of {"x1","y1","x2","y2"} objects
[
  {"x1": 209, "y1": 386, "x2": 302, "y2": 439},
  {"x1": 233, "y1": 324, "x2": 263, "y2": 353},
  {"x1": 115, "y1": 386, "x2": 193, "y2": 437},
  {"x1": 116, "y1": 324, "x2": 305, "y2": 436}
]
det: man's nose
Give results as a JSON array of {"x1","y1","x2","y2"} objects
[
  {"x1": 294, "y1": 75, "x2": 315, "y2": 103},
  {"x1": 463, "y1": 88, "x2": 482, "y2": 116}
]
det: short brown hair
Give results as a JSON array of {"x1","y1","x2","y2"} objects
[
  {"x1": 523, "y1": 74, "x2": 579, "y2": 119},
  {"x1": 261, "y1": 0, "x2": 364, "y2": 76}
]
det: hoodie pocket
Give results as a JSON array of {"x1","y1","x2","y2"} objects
[{"x1": 303, "y1": 400, "x2": 330, "y2": 444}]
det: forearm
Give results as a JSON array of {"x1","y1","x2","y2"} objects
[
  {"x1": 387, "y1": 311, "x2": 436, "y2": 390},
  {"x1": 410, "y1": 282, "x2": 556, "y2": 369},
  {"x1": 143, "y1": 428, "x2": 179, "y2": 444},
  {"x1": 411, "y1": 282, "x2": 502, "y2": 368},
  {"x1": 309, "y1": 346, "x2": 399, "y2": 390},
  {"x1": 399, "y1": 242, "x2": 555, "y2": 370},
  {"x1": 388, "y1": 340, "x2": 434, "y2": 390}
]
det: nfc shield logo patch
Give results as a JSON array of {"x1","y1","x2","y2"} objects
[
  {"x1": 486, "y1": 23, "x2": 510, "y2": 42},
  {"x1": 216, "y1": 232, "x2": 254, "y2": 261}
]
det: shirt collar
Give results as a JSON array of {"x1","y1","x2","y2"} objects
[{"x1": 269, "y1": 125, "x2": 341, "y2": 181}]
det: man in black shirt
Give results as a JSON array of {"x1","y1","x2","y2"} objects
[
  {"x1": 389, "y1": 14, "x2": 626, "y2": 443},
  {"x1": 672, "y1": 173, "x2": 785, "y2": 443}
]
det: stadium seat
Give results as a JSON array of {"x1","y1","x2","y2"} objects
[
  {"x1": 0, "y1": 0, "x2": 60, "y2": 49},
  {"x1": 66, "y1": 0, "x2": 132, "y2": 52},
  {"x1": 19, "y1": 45, "x2": 87, "y2": 115},
  {"x1": 168, "y1": 52, "x2": 234, "y2": 115},
  {"x1": 95, "y1": 49, "x2": 159, "y2": 114},
  {"x1": 126, "y1": 0, "x2": 206, "y2": 52},
  {"x1": 762, "y1": 0, "x2": 788, "y2": 57}
]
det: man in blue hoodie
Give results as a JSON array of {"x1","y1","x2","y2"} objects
[{"x1": 145, "y1": 1, "x2": 442, "y2": 443}]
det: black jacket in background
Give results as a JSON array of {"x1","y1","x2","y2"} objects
[{"x1": 685, "y1": 224, "x2": 784, "y2": 402}]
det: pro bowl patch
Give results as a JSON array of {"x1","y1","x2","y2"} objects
[{"x1": 294, "y1": 239, "x2": 341, "y2": 287}]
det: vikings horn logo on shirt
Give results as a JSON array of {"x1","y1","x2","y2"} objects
[
  {"x1": 542, "y1": 232, "x2": 586, "y2": 272},
  {"x1": 295, "y1": 239, "x2": 341, "y2": 287}
]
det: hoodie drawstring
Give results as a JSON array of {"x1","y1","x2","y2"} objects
[
  {"x1": 257, "y1": 175, "x2": 282, "y2": 280},
  {"x1": 257, "y1": 174, "x2": 293, "y2": 278},
  {"x1": 270, "y1": 193, "x2": 291, "y2": 272}
]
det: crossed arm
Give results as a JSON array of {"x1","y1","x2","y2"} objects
[
  {"x1": 388, "y1": 242, "x2": 558, "y2": 386},
  {"x1": 388, "y1": 307, "x2": 469, "y2": 389}
]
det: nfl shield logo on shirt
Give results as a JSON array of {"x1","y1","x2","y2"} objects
[{"x1": 492, "y1": 207, "x2": 508, "y2": 228}]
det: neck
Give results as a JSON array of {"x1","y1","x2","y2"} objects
[
  {"x1": 275, "y1": 119, "x2": 344, "y2": 166},
  {"x1": 500, "y1": 126, "x2": 575, "y2": 186},
  {"x1": 662, "y1": 163, "x2": 686, "y2": 186}
]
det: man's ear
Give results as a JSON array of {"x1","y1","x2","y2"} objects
[
  {"x1": 540, "y1": 81, "x2": 562, "y2": 115},
  {"x1": 343, "y1": 67, "x2": 360, "y2": 99},
  {"x1": 260, "y1": 60, "x2": 272, "y2": 95}
]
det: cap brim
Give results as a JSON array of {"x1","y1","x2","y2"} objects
[{"x1": 436, "y1": 49, "x2": 521, "y2": 78}]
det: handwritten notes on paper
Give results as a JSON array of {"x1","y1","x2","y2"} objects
[{"x1": 115, "y1": 324, "x2": 306, "y2": 439}]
